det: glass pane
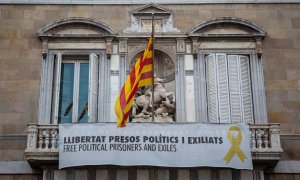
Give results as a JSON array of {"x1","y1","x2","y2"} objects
[
  {"x1": 77, "y1": 63, "x2": 89, "y2": 123},
  {"x1": 58, "y1": 63, "x2": 74, "y2": 123}
]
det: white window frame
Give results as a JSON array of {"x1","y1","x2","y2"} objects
[
  {"x1": 195, "y1": 49, "x2": 268, "y2": 124},
  {"x1": 54, "y1": 60, "x2": 89, "y2": 123},
  {"x1": 205, "y1": 53, "x2": 253, "y2": 123},
  {"x1": 38, "y1": 50, "x2": 105, "y2": 125}
]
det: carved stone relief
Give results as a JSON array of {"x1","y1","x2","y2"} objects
[
  {"x1": 176, "y1": 39, "x2": 185, "y2": 53},
  {"x1": 119, "y1": 39, "x2": 127, "y2": 53},
  {"x1": 130, "y1": 50, "x2": 175, "y2": 82},
  {"x1": 129, "y1": 50, "x2": 176, "y2": 122},
  {"x1": 105, "y1": 38, "x2": 113, "y2": 55},
  {"x1": 141, "y1": 19, "x2": 163, "y2": 32},
  {"x1": 132, "y1": 76, "x2": 175, "y2": 123},
  {"x1": 123, "y1": 4, "x2": 179, "y2": 33}
]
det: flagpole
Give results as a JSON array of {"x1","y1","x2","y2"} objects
[{"x1": 151, "y1": 13, "x2": 155, "y2": 123}]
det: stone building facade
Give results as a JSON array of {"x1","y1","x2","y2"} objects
[{"x1": 0, "y1": 1, "x2": 300, "y2": 180}]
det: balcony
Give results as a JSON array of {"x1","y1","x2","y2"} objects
[{"x1": 24, "y1": 123, "x2": 283, "y2": 168}]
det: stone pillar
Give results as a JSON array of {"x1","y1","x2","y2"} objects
[
  {"x1": 25, "y1": 124, "x2": 38, "y2": 151},
  {"x1": 194, "y1": 51, "x2": 207, "y2": 123},
  {"x1": 98, "y1": 50, "x2": 110, "y2": 122},
  {"x1": 38, "y1": 51, "x2": 55, "y2": 124},
  {"x1": 110, "y1": 43, "x2": 120, "y2": 122},
  {"x1": 250, "y1": 52, "x2": 268, "y2": 124},
  {"x1": 270, "y1": 123, "x2": 283, "y2": 151},
  {"x1": 185, "y1": 42, "x2": 196, "y2": 122},
  {"x1": 175, "y1": 38, "x2": 186, "y2": 122},
  {"x1": 118, "y1": 38, "x2": 128, "y2": 91}
]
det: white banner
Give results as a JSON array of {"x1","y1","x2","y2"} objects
[{"x1": 59, "y1": 123, "x2": 252, "y2": 169}]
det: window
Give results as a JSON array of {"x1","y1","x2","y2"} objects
[
  {"x1": 205, "y1": 53, "x2": 253, "y2": 123},
  {"x1": 52, "y1": 53, "x2": 99, "y2": 124},
  {"x1": 58, "y1": 61, "x2": 89, "y2": 123},
  {"x1": 190, "y1": 17, "x2": 268, "y2": 124}
]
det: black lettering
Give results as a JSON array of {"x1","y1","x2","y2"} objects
[{"x1": 219, "y1": 137, "x2": 223, "y2": 144}]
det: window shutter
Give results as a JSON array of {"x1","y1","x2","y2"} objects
[
  {"x1": 206, "y1": 54, "x2": 218, "y2": 123},
  {"x1": 88, "y1": 53, "x2": 99, "y2": 122},
  {"x1": 216, "y1": 54, "x2": 230, "y2": 123},
  {"x1": 52, "y1": 53, "x2": 62, "y2": 124},
  {"x1": 228, "y1": 55, "x2": 242, "y2": 123},
  {"x1": 240, "y1": 55, "x2": 253, "y2": 123}
]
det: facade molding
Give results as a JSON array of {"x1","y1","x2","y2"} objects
[
  {"x1": 131, "y1": 3, "x2": 172, "y2": 15},
  {"x1": 0, "y1": 161, "x2": 41, "y2": 174},
  {"x1": 37, "y1": 17, "x2": 117, "y2": 37},
  {"x1": 280, "y1": 134, "x2": 300, "y2": 140},
  {"x1": 0, "y1": 134, "x2": 26, "y2": 140},
  {"x1": 273, "y1": 161, "x2": 300, "y2": 173},
  {"x1": 1, "y1": 0, "x2": 300, "y2": 4},
  {"x1": 188, "y1": 17, "x2": 266, "y2": 38},
  {"x1": 127, "y1": 44, "x2": 177, "y2": 70}
]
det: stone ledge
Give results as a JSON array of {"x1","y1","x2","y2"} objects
[
  {"x1": 0, "y1": 161, "x2": 41, "y2": 174},
  {"x1": 1, "y1": 0, "x2": 299, "y2": 4}
]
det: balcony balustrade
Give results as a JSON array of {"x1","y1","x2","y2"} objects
[{"x1": 25, "y1": 123, "x2": 283, "y2": 168}]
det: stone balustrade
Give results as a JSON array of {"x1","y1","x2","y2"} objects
[
  {"x1": 250, "y1": 124, "x2": 283, "y2": 152},
  {"x1": 24, "y1": 123, "x2": 283, "y2": 166}
]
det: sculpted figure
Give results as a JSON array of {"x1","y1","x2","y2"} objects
[{"x1": 132, "y1": 75, "x2": 175, "y2": 121}]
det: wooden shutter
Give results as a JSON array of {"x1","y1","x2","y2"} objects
[
  {"x1": 206, "y1": 54, "x2": 219, "y2": 123},
  {"x1": 216, "y1": 54, "x2": 230, "y2": 123},
  {"x1": 88, "y1": 53, "x2": 99, "y2": 122},
  {"x1": 240, "y1": 55, "x2": 253, "y2": 123},
  {"x1": 228, "y1": 55, "x2": 242, "y2": 123},
  {"x1": 52, "y1": 53, "x2": 62, "y2": 124}
]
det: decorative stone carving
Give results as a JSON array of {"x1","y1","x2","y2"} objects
[
  {"x1": 105, "y1": 38, "x2": 113, "y2": 55},
  {"x1": 141, "y1": 19, "x2": 163, "y2": 32},
  {"x1": 26, "y1": 124, "x2": 38, "y2": 150},
  {"x1": 128, "y1": 45, "x2": 143, "y2": 56},
  {"x1": 130, "y1": 50, "x2": 175, "y2": 82},
  {"x1": 123, "y1": 4, "x2": 179, "y2": 33},
  {"x1": 255, "y1": 37, "x2": 262, "y2": 57},
  {"x1": 42, "y1": 38, "x2": 48, "y2": 58},
  {"x1": 119, "y1": 39, "x2": 127, "y2": 53},
  {"x1": 176, "y1": 39, "x2": 185, "y2": 54},
  {"x1": 132, "y1": 76, "x2": 175, "y2": 122},
  {"x1": 270, "y1": 124, "x2": 282, "y2": 151},
  {"x1": 191, "y1": 37, "x2": 199, "y2": 55}
]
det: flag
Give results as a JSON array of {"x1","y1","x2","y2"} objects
[{"x1": 115, "y1": 37, "x2": 153, "y2": 127}]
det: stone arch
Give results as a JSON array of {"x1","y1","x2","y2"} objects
[
  {"x1": 188, "y1": 17, "x2": 266, "y2": 36},
  {"x1": 127, "y1": 44, "x2": 176, "y2": 70},
  {"x1": 127, "y1": 44, "x2": 177, "y2": 100},
  {"x1": 37, "y1": 17, "x2": 117, "y2": 36}
]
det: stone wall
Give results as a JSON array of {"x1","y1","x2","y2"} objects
[{"x1": 0, "y1": 3, "x2": 300, "y2": 174}]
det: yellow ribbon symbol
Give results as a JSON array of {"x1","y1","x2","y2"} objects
[{"x1": 223, "y1": 126, "x2": 247, "y2": 164}]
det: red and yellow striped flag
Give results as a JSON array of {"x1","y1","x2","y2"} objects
[{"x1": 115, "y1": 37, "x2": 153, "y2": 127}]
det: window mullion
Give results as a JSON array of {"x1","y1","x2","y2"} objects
[
  {"x1": 238, "y1": 55, "x2": 244, "y2": 122},
  {"x1": 53, "y1": 53, "x2": 62, "y2": 124},
  {"x1": 72, "y1": 61, "x2": 80, "y2": 123},
  {"x1": 214, "y1": 54, "x2": 220, "y2": 123}
]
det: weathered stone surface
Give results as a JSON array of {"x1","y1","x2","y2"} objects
[
  {"x1": 281, "y1": 140, "x2": 300, "y2": 160},
  {"x1": 0, "y1": 175, "x2": 41, "y2": 180},
  {"x1": 0, "y1": 4, "x2": 299, "y2": 177}
]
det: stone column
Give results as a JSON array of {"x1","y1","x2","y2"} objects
[
  {"x1": 192, "y1": 37, "x2": 208, "y2": 123},
  {"x1": 25, "y1": 124, "x2": 38, "y2": 151},
  {"x1": 118, "y1": 38, "x2": 128, "y2": 91},
  {"x1": 250, "y1": 51, "x2": 268, "y2": 124},
  {"x1": 185, "y1": 42, "x2": 196, "y2": 122},
  {"x1": 38, "y1": 51, "x2": 55, "y2": 124},
  {"x1": 175, "y1": 38, "x2": 186, "y2": 122},
  {"x1": 110, "y1": 43, "x2": 120, "y2": 122}
]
